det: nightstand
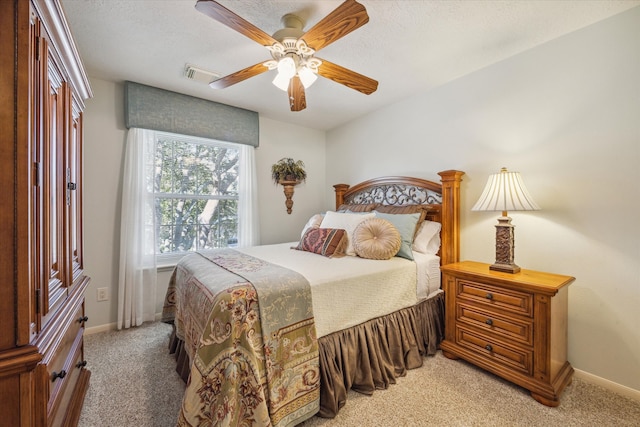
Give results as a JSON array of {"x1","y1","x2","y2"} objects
[{"x1": 440, "y1": 261, "x2": 575, "y2": 406}]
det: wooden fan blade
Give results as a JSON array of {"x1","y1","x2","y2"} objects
[
  {"x1": 195, "y1": 0, "x2": 278, "y2": 47},
  {"x1": 288, "y1": 76, "x2": 307, "y2": 112},
  {"x1": 209, "y1": 62, "x2": 269, "y2": 89},
  {"x1": 316, "y1": 58, "x2": 378, "y2": 95},
  {"x1": 301, "y1": 0, "x2": 369, "y2": 52}
]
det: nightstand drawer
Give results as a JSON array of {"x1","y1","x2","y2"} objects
[
  {"x1": 457, "y1": 303, "x2": 533, "y2": 346},
  {"x1": 456, "y1": 326, "x2": 533, "y2": 375},
  {"x1": 457, "y1": 279, "x2": 533, "y2": 317}
]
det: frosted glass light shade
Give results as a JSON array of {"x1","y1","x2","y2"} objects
[
  {"x1": 298, "y1": 66, "x2": 317, "y2": 88},
  {"x1": 272, "y1": 72, "x2": 291, "y2": 91},
  {"x1": 272, "y1": 57, "x2": 297, "y2": 91},
  {"x1": 277, "y1": 57, "x2": 296, "y2": 78}
]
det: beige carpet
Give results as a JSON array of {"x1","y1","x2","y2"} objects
[{"x1": 80, "y1": 321, "x2": 640, "y2": 427}]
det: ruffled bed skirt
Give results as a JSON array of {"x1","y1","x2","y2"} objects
[{"x1": 167, "y1": 291, "x2": 444, "y2": 419}]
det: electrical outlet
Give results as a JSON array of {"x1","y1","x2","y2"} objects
[{"x1": 97, "y1": 287, "x2": 108, "y2": 302}]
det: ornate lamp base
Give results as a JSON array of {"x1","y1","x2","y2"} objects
[{"x1": 491, "y1": 215, "x2": 521, "y2": 274}]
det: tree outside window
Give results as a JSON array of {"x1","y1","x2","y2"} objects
[{"x1": 152, "y1": 132, "x2": 240, "y2": 258}]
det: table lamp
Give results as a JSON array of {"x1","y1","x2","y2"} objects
[{"x1": 472, "y1": 167, "x2": 540, "y2": 273}]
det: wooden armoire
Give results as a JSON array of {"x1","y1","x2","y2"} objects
[{"x1": 0, "y1": 0, "x2": 92, "y2": 425}]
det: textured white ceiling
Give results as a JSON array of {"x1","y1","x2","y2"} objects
[{"x1": 60, "y1": 0, "x2": 639, "y2": 131}]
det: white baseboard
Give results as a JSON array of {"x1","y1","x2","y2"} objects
[
  {"x1": 85, "y1": 322, "x2": 117, "y2": 335},
  {"x1": 84, "y1": 312, "x2": 165, "y2": 336},
  {"x1": 574, "y1": 368, "x2": 640, "y2": 401}
]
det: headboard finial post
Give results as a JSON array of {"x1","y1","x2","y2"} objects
[
  {"x1": 334, "y1": 184, "x2": 350, "y2": 209},
  {"x1": 438, "y1": 170, "x2": 465, "y2": 266}
]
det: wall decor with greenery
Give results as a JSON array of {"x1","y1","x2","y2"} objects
[{"x1": 271, "y1": 158, "x2": 306, "y2": 214}]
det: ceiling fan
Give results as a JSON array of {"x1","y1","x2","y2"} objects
[{"x1": 195, "y1": 0, "x2": 378, "y2": 112}]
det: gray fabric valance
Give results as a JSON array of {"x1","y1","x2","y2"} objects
[{"x1": 124, "y1": 81, "x2": 259, "y2": 147}]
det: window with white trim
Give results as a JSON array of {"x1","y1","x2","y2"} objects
[{"x1": 152, "y1": 131, "x2": 240, "y2": 262}]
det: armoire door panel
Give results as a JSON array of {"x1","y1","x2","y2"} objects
[
  {"x1": 42, "y1": 45, "x2": 69, "y2": 324},
  {"x1": 65, "y1": 100, "x2": 84, "y2": 289},
  {"x1": 29, "y1": 7, "x2": 44, "y2": 340}
]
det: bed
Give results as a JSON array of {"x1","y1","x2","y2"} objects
[{"x1": 162, "y1": 171, "x2": 464, "y2": 426}]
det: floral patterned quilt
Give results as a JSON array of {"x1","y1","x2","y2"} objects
[{"x1": 162, "y1": 250, "x2": 320, "y2": 427}]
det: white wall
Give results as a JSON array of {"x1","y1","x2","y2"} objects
[
  {"x1": 255, "y1": 117, "x2": 327, "y2": 245},
  {"x1": 326, "y1": 8, "x2": 640, "y2": 392},
  {"x1": 82, "y1": 79, "x2": 326, "y2": 329},
  {"x1": 83, "y1": 79, "x2": 126, "y2": 330}
]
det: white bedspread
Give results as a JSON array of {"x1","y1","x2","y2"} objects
[{"x1": 238, "y1": 243, "x2": 441, "y2": 338}]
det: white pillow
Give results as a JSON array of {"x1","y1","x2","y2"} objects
[
  {"x1": 300, "y1": 214, "x2": 324, "y2": 239},
  {"x1": 320, "y1": 211, "x2": 375, "y2": 256},
  {"x1": 412, "y1": 220, "x2": 442, "y2": 255}
]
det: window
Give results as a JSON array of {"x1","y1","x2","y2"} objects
[
  {"x1": 151, "y1": 131, "x2": 241, "y2": 262},
  {"x1": 118, "y1": 127, "x2": 257, "y2": 328}
]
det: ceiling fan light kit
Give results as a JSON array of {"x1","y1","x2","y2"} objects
[
  {"x1": 195, "y1": 0, "x2": 378, "y2": 111},
  {"x1": 264, "y1": 39, "x2": 322, "y2": 91}
]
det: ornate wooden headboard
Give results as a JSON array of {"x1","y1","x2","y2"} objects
[{"x1": 333, "y1": 170, "x2": 464, "y2": 266}]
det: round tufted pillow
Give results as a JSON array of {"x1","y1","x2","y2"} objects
[{"x1": 353, "y1": 218, "x2": 402, "y2": 260}]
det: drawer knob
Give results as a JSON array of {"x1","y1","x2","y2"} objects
[
  {"x1": 77, "y1": 360, "x2": 88, "y2": 368},
  {"x1": 485, "y1": 293, "x2": 493, "y2": 300},
  {"x1": 52, "y1": 370, "x2": 67, "y2": 382},
  {"x1": 485, "y1": 318, "x2": 493, "y2": 326},
  {"x1": 485, "y1": 344, "x2": 493, "y2": 352},
  {"x1": 77, "y1": 316, "x2": 89, "y2": 324}
]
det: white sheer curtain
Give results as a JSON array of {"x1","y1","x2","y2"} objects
[
  {"x1": 117, "y1": 128, "x2": 157, "y2": 329},
  {"x1": 117, "y1": 130, "x2": 258, "y2": 329},
  {"x1": 237, "y1": 144, "x2": 260, "y2": 247}
]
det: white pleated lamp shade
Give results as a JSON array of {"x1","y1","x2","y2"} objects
[{"x1": 472, "y1": 168, "x2": 540, "y2": 212}]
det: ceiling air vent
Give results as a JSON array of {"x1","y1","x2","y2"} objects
[{"x1": 184, "y1": 64, "x2": 220, "y2": 84}]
